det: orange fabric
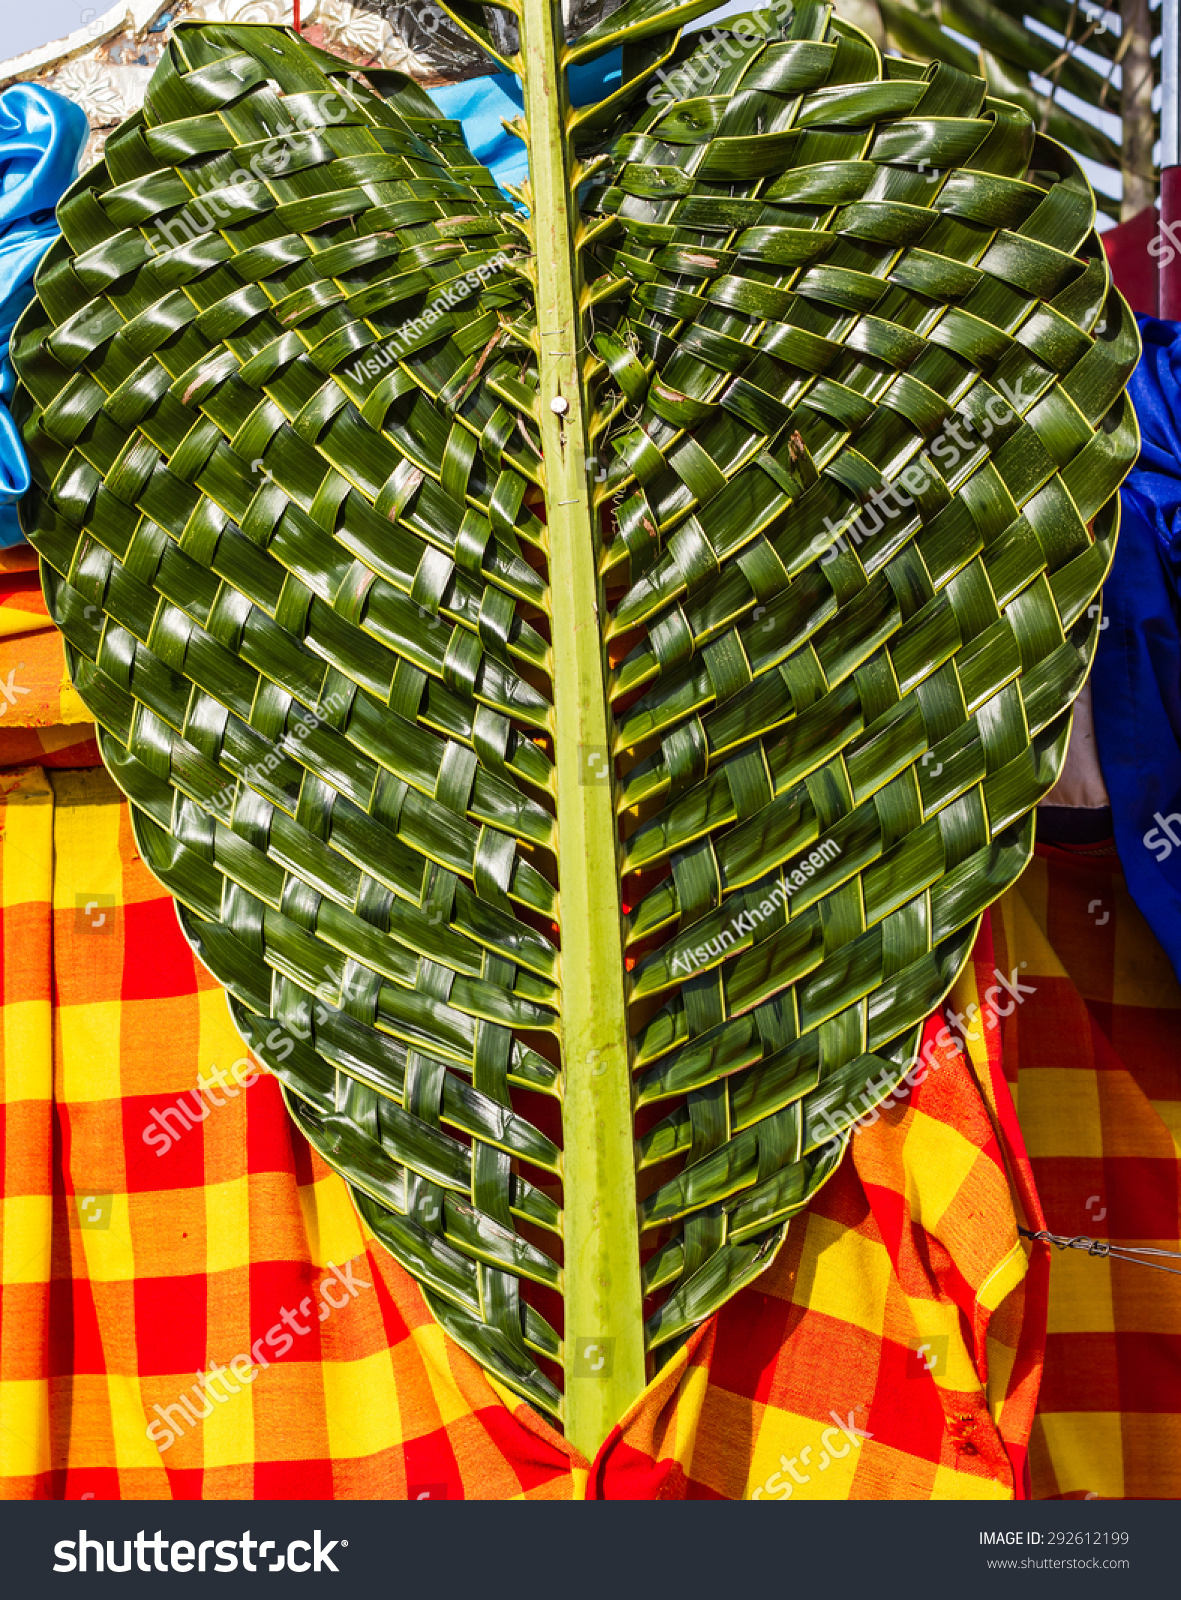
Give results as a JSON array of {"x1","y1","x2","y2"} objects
[
  {"x1": 0, "y1": 762, "x2": 1042, "y2": 1498},
  {"x1": 0, "y1": 555, "x2": 93, "y2": 741}
]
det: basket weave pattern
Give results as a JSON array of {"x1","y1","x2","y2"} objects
[{"x1": 12, "y1": 10, "x2": 1139, "y2": 1425}]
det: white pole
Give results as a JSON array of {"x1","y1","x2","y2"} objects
[{"x1": 1162, "y1": 0, "x2": 1180, "y2": 314}]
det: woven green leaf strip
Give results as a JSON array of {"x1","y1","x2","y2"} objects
[{"x1": 13, "y1": 5, "x2": 1138, "y2": 1456}]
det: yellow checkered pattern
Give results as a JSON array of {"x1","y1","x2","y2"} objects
[
  {"x1": 990, "y1": 847, "x2": 1181, "y2": 1501},
  {"x1": 0, "y1": 763, "x2": 1040, "y2": 1498}
]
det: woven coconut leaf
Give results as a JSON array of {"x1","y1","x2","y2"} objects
[
  {"x1": 857, "y1": 0, "x2": 1157, "y2": 224},
  {"x1": 11, "y1": 4, "x2": 1139, "y2": 1456}
]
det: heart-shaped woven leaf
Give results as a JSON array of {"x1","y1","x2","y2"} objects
[{"x1": 12, "y1": 5, "x2": 1139, "y2": 1453}]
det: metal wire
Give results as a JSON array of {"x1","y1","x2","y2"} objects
[{"x1": 1019, "y1": 1226, "x2": 1181, "y2": 1277}]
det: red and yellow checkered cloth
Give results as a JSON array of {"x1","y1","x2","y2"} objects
[
  {"x1": 0, "y1": 550, "x2": 97, "y2": 770},
  {"x1": 11, "y1": 572, "x2": 1167, "y2": 1500},
  {"x1": 0, "y1": 761, "x2": 1041, "y2": 1499},
  {"x1": 991, "y1": 845, "x2": 1181, "y2": 1500}
]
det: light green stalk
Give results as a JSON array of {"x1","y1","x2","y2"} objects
[{"x1": 517, "y1": 0, "x2": 645, "y2": 1459}]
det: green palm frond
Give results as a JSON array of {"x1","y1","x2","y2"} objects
[
  {"x1": 12, "y1": 5, "x2": 1138, "y2": 1457},
  {"x1": 867, "y1": 0, "x2": 1155, "y2": 221}
]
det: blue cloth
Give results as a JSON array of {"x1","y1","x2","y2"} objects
[
  {"x1": 427, "y1": 51, "x2": 621, "y2": 194},
  {"x1": 0, "y1": 84, "x2": 87, "y2": 546},
  {"x1": 1092, "y1": 315, "x2": 1181, "y2": 981}
]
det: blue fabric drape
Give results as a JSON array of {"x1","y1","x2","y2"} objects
[
  {"x1": 426, "y1": 51, "x2": 621, "y2": 193},
  {"x1": 0, "y1": 83, "x2": 87, "y2": 546},
  {"x1": 1092, "y1": 315, "x2": 1181, "y2": 981}
]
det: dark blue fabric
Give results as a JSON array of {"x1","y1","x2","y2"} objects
[
  {"x1": 0, "y1": 84, "x2": 87, "y2": 546},
  {"x1": 1092, "y1": 315, "x2": 1181, "y2": 981}
]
